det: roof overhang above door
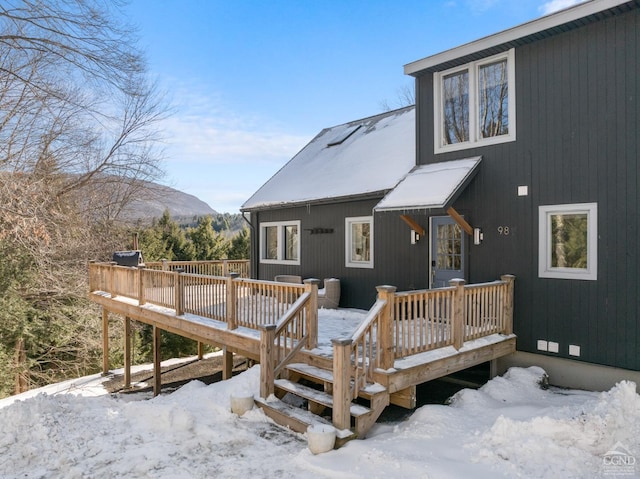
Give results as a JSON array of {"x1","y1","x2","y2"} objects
[{"x1": 373, "y1": 157, "x2": 481, "y2": 212}]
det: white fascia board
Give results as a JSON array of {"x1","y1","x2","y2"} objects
[{"x1": 404, "y1": 0, "x2": 630, "y2": 75}]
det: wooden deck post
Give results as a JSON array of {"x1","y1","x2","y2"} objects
[
  {"x1": 88, "y1": 260, "x2": 96, "y2": 292},
  {"x1": 222, "y1": 346, "x2": 233, "y2": 380},
  {"x1": 449, "y1": 279, "x2": 466, "y2": 350},
  {"x1": 175, "y1": 271, "x2": 185, "y2": 316},
  {"x1": 303, "y1": 279, "x2": 319, "y2": 349},
  {"x1": 102, "y1": 308, "x2": 109, "y2": 375},
  {"x1": 197, "y1": 341, "x2": 204, "y2": 360},
  {"x1": 223, "y1": 259, "x2": 229, "y2": 277},
  {"x1": 376, "y1": 285, "x2": 397, "y2": 370},
  {"x1": 490, "y1": 359, "x2": 498, "y2": 379},
  {"x1": 501, "y1": 274, "x2": 516, "y2": 335},
  {"x1": 153, "y1": 325, "x2": 162, "y2": 396},
  {"x1": 332, "y1": 338, "x2": 353, "y2": 431},
  {"x1": 109, "y1": 262, "x2": 117, "y2": 297},
  {"x1": 226, "y1": 272, "x2": 240, "y2": 330},
  {"x1": 138, "y1": 266, "x2": 146, "y2": 305},
  {"x1": 223, "y1": 270, "x2": 240, "y2": 379},
  {"x1": 161, "y1": 259, "x2": 168, "y2": 271},
  {"x1": 124, "y1": 316, "x2": 132, "y2": 388},
  {"x1": 259, "y1": 324, "x2": 276, "y2": 398}
]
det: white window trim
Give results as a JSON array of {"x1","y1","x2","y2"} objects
[
  {"x1": 433, "y1": 49, "x2": 516, "y2": 154},
  {"x1": 259, "y1": 220, "x2": 301, "y2": 265},
  {"x1": 538, "y1": 203, "x2": 597, "y2": 280},
  {"x1": 345, "y1": 216, "x2": 374, "y2": 269}
]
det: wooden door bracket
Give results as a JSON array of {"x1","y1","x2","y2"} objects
[
  {"x1": 446, "y1": 207, "x2": 473, "y2": 236},
  {"x1": 400, "y1": 215, "x2": 426, "y2": 236}
]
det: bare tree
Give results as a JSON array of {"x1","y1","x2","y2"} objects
[
  {"x1": 0, "y1": 0, "x2": 169, "y2": 396},
  {"x1": 478, "y1": 59, "x2": 508, "y2": 138},
  {"x1": 379, "y1": 83, "x2": 415, "y2": 112},
  {"x1": 0, "y1": 0, "x2": 167, "y2": 234},
  {"x1": 442, "y1": 70, "x2": 470, "y2": 144}
]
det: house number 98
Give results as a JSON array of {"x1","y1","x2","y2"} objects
[{"x1": 497, "y1": 226, "x2": 510, "y2": 235}]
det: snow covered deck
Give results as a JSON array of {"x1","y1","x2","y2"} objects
[{"x1": 89, "y1": 262, "x2": 516, "y2": 439}]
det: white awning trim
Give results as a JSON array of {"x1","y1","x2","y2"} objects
[{"x1": 374, "y1": 157, "x2": 481, "y2": 212}]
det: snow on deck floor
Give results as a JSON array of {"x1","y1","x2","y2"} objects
[
  {"x1": 97, "y1": 292, "x2": 368, "y2": 343},
  {"x1": 94, "y1": 296, "x2": 514, "y2": 372}
]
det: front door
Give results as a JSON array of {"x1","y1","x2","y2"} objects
[{"x1": 431, "y1": 216, "x2": 466, "y2": 288}]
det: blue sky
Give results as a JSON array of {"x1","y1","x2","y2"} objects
[{"x1": 124, "y1": 0, "x2": 584, "y2": 214}]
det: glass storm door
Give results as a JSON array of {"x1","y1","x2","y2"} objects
[{"x1": 431, "y1": 216, "x2": 465, "y2": 288}]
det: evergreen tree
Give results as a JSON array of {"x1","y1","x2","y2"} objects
[
  {"x1": 159, "y1": 210, "x2": 192, "y2": 260},
  {"x1": 139, "y1": 210, "x2": 195, "y2": 261},
  {"x1": 188, "y1": 216, "x2": 229, "y2": 260},
  {"x1": 228, "y1": 227, "x2": 250, "y2": 260},
  {"x1": 137, "y1": 223, "x2": 166, "y2": 261}
]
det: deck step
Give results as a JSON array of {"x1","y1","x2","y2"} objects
[
  {"x1": 285, "y1": 362, "x2": 387, "y2": 399},
  {"x1": 286, "y1": 362, "x2": 334, "y2": 384},
  {"x1": 274, "y1": 378, "x2": 371, "y2": 418},
  {"x1": 254, "y1": 396, "x2": 354, "y2": 441}
]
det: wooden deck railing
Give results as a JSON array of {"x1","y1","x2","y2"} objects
[
  {"x1": 140, "y1": 268, "x2": 178, "y2": 309},
  {"x1": 463, "y1": 279, "x2": 513, "y2": 341},
  {"x1": 393, "y1": 286, "x2": 456, "y2": 356},
  {"x1": 89, "y1": 261, "x2": 320, "y2": 400},
  {"x1": 335, "y1": 285, "x2": 396, "y2": 401},
  {"x1": 145, "y1": 259, "x2": 250, "y2": 278},
  {"x1": 234, "y1": 279, "x2": 307, "y2": 329},
  {"x1": 331, "y1": 275, "x2": 515, "y2": 431},
  {"x1": 88, "y1": 262, "x2": 140, "y2": 300},
  {"x1": 259, "y1": 280, "x2": 319, "y2": 398},
  {"x1": 90, "y1": 261, "x2": 514, "y2": 429},
  {"x1": 391, "y1": 275, "x2": 515, "y2": 356},
  {"x1": 88, "y1": 262, "x2": 308, "y2": 328}
]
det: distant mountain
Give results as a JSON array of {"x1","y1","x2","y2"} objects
[{"x1": 123, "y1": 183, "x2": 217, "y2": 221}]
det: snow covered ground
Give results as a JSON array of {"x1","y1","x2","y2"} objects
[{"x1": 1, "y1": 360, "x2": 638, "y2": 478}]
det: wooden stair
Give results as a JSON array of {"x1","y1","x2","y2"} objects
[{"x1": 254, "y1": 362, "x2": 390, "y2": 446}]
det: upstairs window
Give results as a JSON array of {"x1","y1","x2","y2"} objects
[
  {"x1": 442, "y1": 70, "x2": 470, "y2": 144},
  {"x1": 260, "y1": 221, "x2": 300, "y2": 265},
  {"x1": 435, "y1": 50, "x2": 515, "y2": 153},
  {"x1": 345, "y1": 216, "x2": 373, "y2": 268}
]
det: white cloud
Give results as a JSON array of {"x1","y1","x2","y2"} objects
[
  {"x1": 152, "y1": 79, "x2": 313, "y2": 212},
  {"x1": 538, "y1": 0, "x2": 586, "y2": 16},
  {"x1": 162, "y1": 115, "x2": 309, "y2": 165},
  {"x1": 159, "y1": 113, "x2": 310, "y2": 211},
  {"x1": 158, "y1": 83, "x2": 311, "y2": 165}
]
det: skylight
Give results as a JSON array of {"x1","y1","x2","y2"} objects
[{"x1": 327, "y1": 124, "x2": 361, "y2": 147}]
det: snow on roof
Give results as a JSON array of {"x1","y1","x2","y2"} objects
[
  {"x1": 374, "y1": 157, "x2": 481, "y2": 212},
  {"x1": 241, "y1": 106, "x2": 415, "y2": 211}
]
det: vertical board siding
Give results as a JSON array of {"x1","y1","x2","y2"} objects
[
  {"x1": 251, "y1": 199, "x2": 432, "y2": 309},
  {"x1": 254, "y1": 200, "x2": 388, "y2": 308},
  {"x1": 416, "y1": 9, "x2": 639, "y2": 370},
  {"x1": 246, "y1": 8, "x2": 638, "y2": 371}
]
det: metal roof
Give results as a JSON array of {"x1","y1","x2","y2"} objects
[
  {"x1": 374, "y1": 157, "x2": 481, "y2": 212},
  {"x1": 241, "y1": 106, "x2": 416, "y2": 212}
]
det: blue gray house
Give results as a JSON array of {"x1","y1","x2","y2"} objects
[{"x1": 243, "y1": 0, "x2": 640, "y2": 390}]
